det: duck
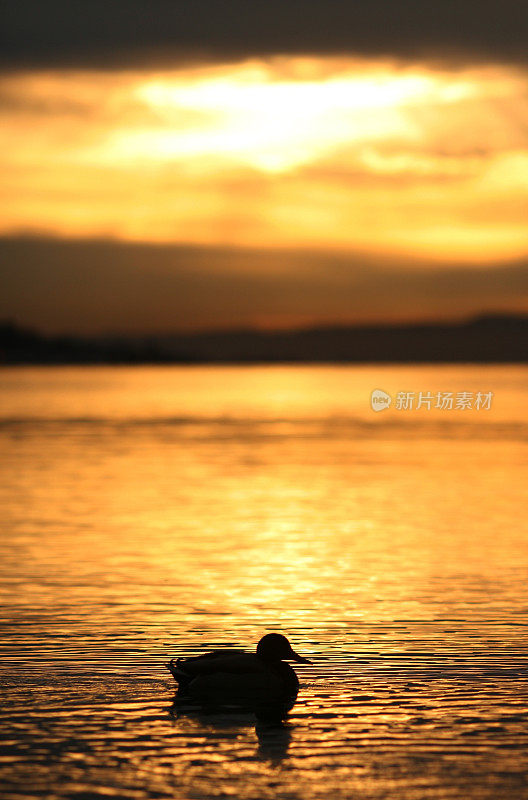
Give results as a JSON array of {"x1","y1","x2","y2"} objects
[{"x1": 166, "y1": 633, "x2": 312, "y2": 708}]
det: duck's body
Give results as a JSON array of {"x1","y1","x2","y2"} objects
[{"x1": 166, "y1": 634, "x2": 311, "y2": 707}]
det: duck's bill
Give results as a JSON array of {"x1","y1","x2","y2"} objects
[{"x1": 290, "y1": 651, "x2": 312, "y2": 664}]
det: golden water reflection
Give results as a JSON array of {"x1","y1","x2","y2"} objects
[{"x1": 0, "y1": 365, "x2": 527, "y2": 799}]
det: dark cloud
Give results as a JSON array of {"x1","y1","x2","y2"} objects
[
  {"x1": 2, "y1": 0, "x2": 527, "y2": 72},
  {"x1": 1, "y1": 235, "x2": 527, "y2": 334}
]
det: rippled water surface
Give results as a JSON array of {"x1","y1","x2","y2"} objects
[{"x1": 1, "y1": 365, "x2": 527, "y2": 799}]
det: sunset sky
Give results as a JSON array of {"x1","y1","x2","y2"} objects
[{"x1": 1, "y1": 1, "x2": 528, "y2": 333}]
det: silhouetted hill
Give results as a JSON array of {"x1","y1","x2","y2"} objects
[{"x1": 1, "y1": 314, "x2": 527, "y2": 364}]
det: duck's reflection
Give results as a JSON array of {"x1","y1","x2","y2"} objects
[
  {"x1": 255, "y1": 719, "x2": 293, "y2": 763},
  {"x1": 169, "y1": 695, "x2": 294, "y2": 763}
]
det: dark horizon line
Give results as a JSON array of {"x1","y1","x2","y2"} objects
[
  {"x1": 102, "y1": 310, "x2": 528, "y2": 341},
  {"x1": 3, "y1": 309, "x2": 528, "y2": 339},
  {"x1": 2, "y1": 312, "x2": 528, "y2": 365}
]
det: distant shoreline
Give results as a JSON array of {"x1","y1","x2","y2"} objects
[{"x1": 1, "y1": 313, "x2": 527, "y2": 364}]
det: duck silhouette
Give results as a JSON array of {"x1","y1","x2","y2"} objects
[{"x1": 166, "y1": 633, "x2": 311, "y2": 711}]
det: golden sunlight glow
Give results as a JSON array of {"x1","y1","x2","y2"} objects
[
  {"x1": 1, "y1": 56, "x2": 528, "y2": 261},
  {"x1": 127, "y1": 65, "x2": 439, "y2": 171}
]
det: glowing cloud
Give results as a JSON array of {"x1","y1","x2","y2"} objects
[{"x1": 1, "y1": 57, "x2": 527, "y2": 261}]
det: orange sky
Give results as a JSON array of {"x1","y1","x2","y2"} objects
[
  {"x1": 2, "y1": 56, "x2": 528, "y2": 261},
  {"x1": 1, "y1": 53, "x2": 528, "y2": 331}
]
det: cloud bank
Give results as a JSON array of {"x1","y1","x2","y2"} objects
[
  {"x1": 2, "y1": 1, "x2": 528, "y2": 71},
  {"x1": 1, "y1": 235, "x2": 527, "y2": 334}
]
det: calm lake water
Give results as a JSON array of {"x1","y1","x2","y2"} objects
[{"x1": 1, "y1": 365, "x2": 527, "y2": 800}]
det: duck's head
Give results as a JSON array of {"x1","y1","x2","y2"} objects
[{"x1": 256, "y1": 633, "x2": 312, "y2": 664}]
